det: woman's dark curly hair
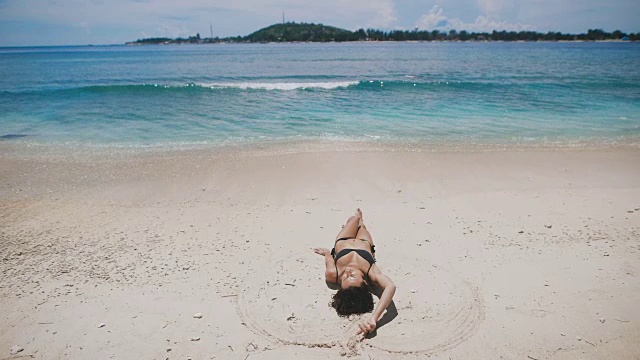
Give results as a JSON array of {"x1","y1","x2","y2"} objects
[{"x1": 330, "y1": 285, "x2": 374, "y2": 316}]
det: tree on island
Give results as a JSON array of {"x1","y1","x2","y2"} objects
[{"x1": 126, "y1": 23, "x2": 638, "y2": 45}]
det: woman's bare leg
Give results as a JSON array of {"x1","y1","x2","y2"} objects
[
  {"x1": 356, "y1": 210, "x2": 375, "y2": 254},
  {"x1": 335, "y1": 209, "x2": 362, "y2": 241}
]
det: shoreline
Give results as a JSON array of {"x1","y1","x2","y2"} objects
[
  {"x1": 126, "y1": 39, "x2": 638, "y2": 45},
  {"x1": 2, "y1": 39, "x2": 637, "y2": 48},
  {"x1": 2, "y1": 136, "x2": 640, "y2": 158},
  {"x1": 2, "y1": 140, "x2": 640, "y2": 201}
]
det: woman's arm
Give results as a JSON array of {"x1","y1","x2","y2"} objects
[
  {"x1": 313, "y1": 248, "x2": 337, "y2": 283},
  {"x1": 358, "y1": 265, "x2": 396, "y2": 334}
]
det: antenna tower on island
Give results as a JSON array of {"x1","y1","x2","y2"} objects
[
  {"x1": 282, "y1": 10, "x2": 285, "y2": 24},
  {"x1": 210, "y1": 23, "x2": 213, "y2": 39}
]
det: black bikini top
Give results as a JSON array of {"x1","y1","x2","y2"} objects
[{"x1": 333, "y1": 248, "x2": 375, "y2": 284}]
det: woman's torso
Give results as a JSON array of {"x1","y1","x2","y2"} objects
[{"x1": 334, "y1": 239, "x2": 375, "y2": 279}]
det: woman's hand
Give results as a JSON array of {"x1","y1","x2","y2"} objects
[
  {"x1": 356, "y1": 316, "x2": 377, "y2": 335},
  {"x1": 313, "y1": 248, "x2": 330, "y2": 256}
]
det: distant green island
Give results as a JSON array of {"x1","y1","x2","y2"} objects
[{"x1": 126, "y1": 22, "x2": 638, "y2": 45}]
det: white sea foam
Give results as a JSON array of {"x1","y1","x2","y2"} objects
[{"x1": 200, "y1": 81, "x2": 359, "y2": 90}]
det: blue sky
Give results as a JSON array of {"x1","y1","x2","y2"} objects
[{"x1": 0, "y1": 0, "x2": 637, "y2": 46}]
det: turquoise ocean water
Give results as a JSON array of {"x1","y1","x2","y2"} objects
[{"x1": 0, "y1": 42, "x2": 639, "y2": 148}]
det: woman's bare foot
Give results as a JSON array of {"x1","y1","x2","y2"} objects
[{"x1": 356, "y1": 208, "x2": 363, "y2": 226}]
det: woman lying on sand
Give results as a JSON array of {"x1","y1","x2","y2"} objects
[{"x1": 314, "y1": 209, "x2": 396, "y2": 335}]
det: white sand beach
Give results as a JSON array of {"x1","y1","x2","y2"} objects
[{"x1": 1, "y1": 143, "x2": 639, "y2": 359}]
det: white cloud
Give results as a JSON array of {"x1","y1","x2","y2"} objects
[
  {"x1": 366, "y1": 0, "x2": 398, "y2": 28},
  {"x1": 414, "y1": 5, "x2": 448, "y2": 29},
  {"x1": 416, "y1": 5, "x2": 532, "y2": 32},
  {"x1": 469, "y1": 15, "x2": 531, "y2": 31}
]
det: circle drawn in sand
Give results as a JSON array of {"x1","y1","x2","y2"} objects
[
  {"x1": 236, "y1": 259, "x2": 485, "y2": 354},
  {"x1": 367, "y1": 266, "x2": 485, "y2": 354},
  {"x1": 236, "y1": 259, "x2": 344, "y2": 348}
]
